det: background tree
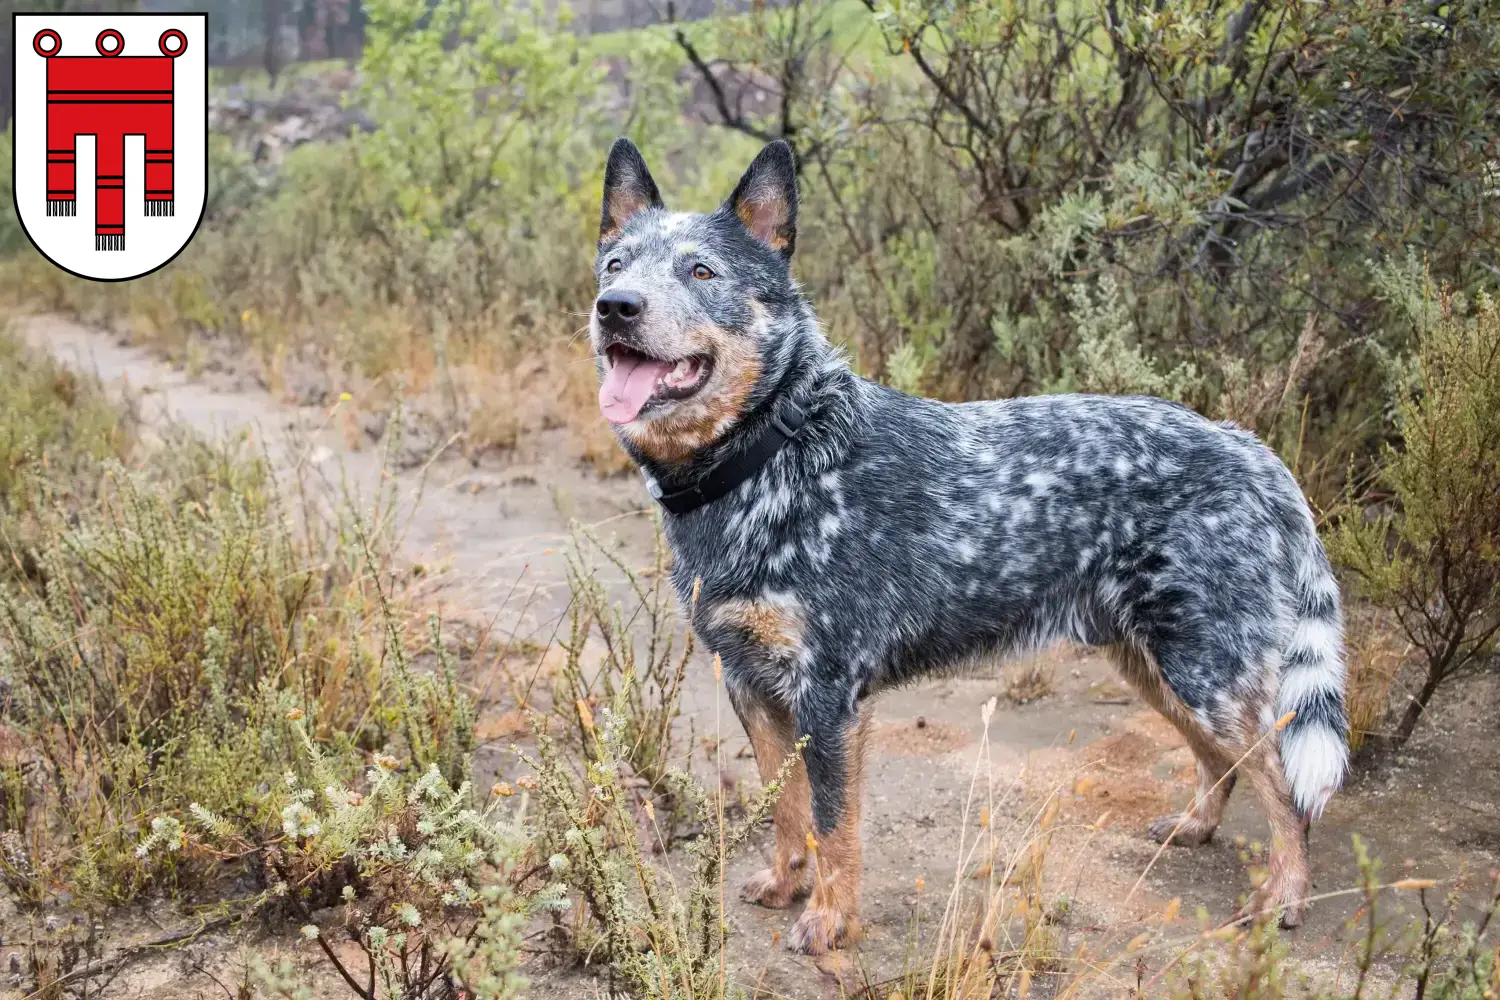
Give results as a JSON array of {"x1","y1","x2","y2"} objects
[{"x1": 677, "y1": 0, "x2": 1500, "y2": 501}]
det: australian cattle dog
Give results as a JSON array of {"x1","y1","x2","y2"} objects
[{"x1": 588, "y1": 137, "x2": 1348, "y2": 954}]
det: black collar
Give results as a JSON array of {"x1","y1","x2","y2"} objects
[{"x1": 643, "y1": 400, "x2": 808, "y2": 516}]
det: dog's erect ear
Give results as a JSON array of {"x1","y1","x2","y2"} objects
[
  {"x1": 726, "y1": 140, "x2": 798, "y2": 257},
  {"x1": 600, "y1": 138, "x2": 664, "y2": 245}
]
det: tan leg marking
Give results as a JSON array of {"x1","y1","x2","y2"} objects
[
  {"x1": 788, "y1": 708, "x2": 871, "y2": 955},
  {"x1": 1109, "y1": 643, "x2": 1311, "y2": 925},
  {"x1": 1110, "y1": 643, "x2": 1236, "y2": 847},
  {"x1": 1238, "y1": 742, "x2": 1311, "y2": 928},
  {"x1": 739, "y1": 702, "x2": 812, "y2": 909}
]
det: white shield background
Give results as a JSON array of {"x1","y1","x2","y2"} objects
[{"x1": 13, "y1": 14, "x2": 207, "y2": 281}]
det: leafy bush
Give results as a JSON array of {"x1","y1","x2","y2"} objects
[
  {"x1": 686, "y1": 0, "x2": 1500, "y2": 501},
  {"x1": 179, "y1": 722, "x2": 559, "y2": 1000},
  {"x1": 1328, "y1": 265, "x2": 1500, "y2": 749},
  {"x1": 6, "y1": 0, "x2": 1500, "y2": 502},
  {"x1": 0, "y1": 331, "x2": 481, "y2": 906}
]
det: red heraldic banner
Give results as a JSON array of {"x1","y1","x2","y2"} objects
[{"x1": 13, "y1": 14, "x2": 207, "y2": 281}]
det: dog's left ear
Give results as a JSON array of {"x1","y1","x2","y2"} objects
[
  {"x1": 600, "y1": 137, "x2": 664, "y2": 245},
  {"x1": 726, "y1": 140, "x2": 798, "y2": 258}
]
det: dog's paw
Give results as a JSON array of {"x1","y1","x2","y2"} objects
[
  {"x1": 740, "y1": 868, "x2": 799, "y2": 909},
  {"x1": 787, "y1": 906, "x2": 857, "y2": 955},
  {"x1": 1147, "y1": 812, "x2": 1216, "y2": 847},
  {"x1": 1236, "y1": 880, "x2": 1306, "y2": 930}
]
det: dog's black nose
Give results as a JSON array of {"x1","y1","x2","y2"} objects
[{"x1": 596, "y1": 289, "x2": 645, "y2": 331}]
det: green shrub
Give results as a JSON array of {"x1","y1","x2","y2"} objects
[
  {"x1": 0, "y1": 331, "x2": 479, "y2": 906},
  {"x1": 179, "y1": 721, "x2": 558, "y2": 1000},
  {"x1": 0, "y1": 325, "x2": 133, "y2": 521},
  {"x1": 686, "y1": 0, "x2": 1500, "y2": 502},
  {"x1": 1328, "y1": 265, "x2": 1500, "y2": 750}
]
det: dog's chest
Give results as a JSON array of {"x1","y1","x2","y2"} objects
[{"x1": 666, "y1": 475, "x2": 831, "y2": 593}]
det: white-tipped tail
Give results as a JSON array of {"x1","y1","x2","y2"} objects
[
  {"x1": 1280, "y1": 724, "x2": 1348, "y2": 819},
  {"x1": 1276, "y1": 543, "x2": 1349, "y2": 819}
]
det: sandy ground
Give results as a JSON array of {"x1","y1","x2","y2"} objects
[{"x1": 8, "y1": 314, "x2": 1499, "y2": 999}]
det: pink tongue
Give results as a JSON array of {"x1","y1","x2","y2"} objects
[{"x1": 599, "y1": 355, "x2": 673, "y2": 424}]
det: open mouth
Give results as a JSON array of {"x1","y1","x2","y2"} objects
[{"x1": 598, "y1": 344, "x2": 714, "y2": 424}]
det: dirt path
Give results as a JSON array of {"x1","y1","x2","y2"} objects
[{"x1": 22, "y1": 315, "x2": 1500, "y2": 999}]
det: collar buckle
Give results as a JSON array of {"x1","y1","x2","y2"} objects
[{"x1": 771, "y1": 401, "x2": 807, "y2": 440}]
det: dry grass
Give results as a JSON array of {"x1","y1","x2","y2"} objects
[
  {"x1": 824, "y1": 699, "x2": 1072, "y2": 1000},
  {"x1": 834, "y1": 701, "x2": 1500, "y2": 1000},
  {"x1": 1, "y1": 248, "x2": 636, "y2": 480},
  {"x1": 1001, "y1": 654, "x2": 1057, "y2": 706},
  {"x1": 1343, "y1": 605, "x2": 1410, "y2": 753}
]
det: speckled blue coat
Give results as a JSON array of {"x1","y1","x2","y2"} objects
[{"x1": 590, "y1": 137, "x2": 1347, "y2": 940}]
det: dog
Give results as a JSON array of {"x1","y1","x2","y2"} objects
[{"x1": 588, "y1": 137, "x2": 1348, "y2": 954}]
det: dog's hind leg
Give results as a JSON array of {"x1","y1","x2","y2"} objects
[
  {"x1": 1109, "y1": 643, "x2": 1236, "y2": 847},
  {"x1": 736, "y1": 697, "x2": 813, "y2": 909},
  {"x1": 1148, "y1": 759, "x2": 1236, "y2": 847},
  {"x1": 1236, "y1": 742, "x2": 1311, "y2": 928},
  {"x1": 787, "y1": 701, "x2": 871, "y2": 955},
  {"x1": 1114, "y1": 642, "x2": 1311, "y2": 925}
]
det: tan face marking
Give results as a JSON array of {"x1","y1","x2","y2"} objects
[{"x1": 619, "y1": 323, "x2": 762, "y2": 462}]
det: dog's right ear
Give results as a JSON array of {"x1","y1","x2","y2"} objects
[{"x1": 600, "y1": 138, "x2": 663, "y2": 246}]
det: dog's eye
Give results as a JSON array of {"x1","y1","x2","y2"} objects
[
  {"x1": 606, "y1": 259, "x2": 623, "y2": 274},
  {"x1": 692, "y1": 264, "x2": 715, "y2": 280}
]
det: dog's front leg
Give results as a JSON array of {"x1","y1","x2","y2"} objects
[
  {"x1": 787, "y1": 699, "x2": 871, "y2": 955},
  {"x1": 735, "y1": 696, "x2": 813, "y2": 909}
]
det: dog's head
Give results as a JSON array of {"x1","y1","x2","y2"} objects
[{"x1": 590, "y1": 138, "x2": 800, "y2": 461}]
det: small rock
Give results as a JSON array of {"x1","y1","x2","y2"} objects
[
  {"x1": 281, "y1": 359, "x2": 329, "y2": 407},
  {"x1": 360, "y1": 409, "x2": 389, "y2": 443},
  {"x1": 380, "y1": 414, "x2": 444, "y2": 470},
  {"x1": 455, "y1": 474, "x2": 505, "y2": 494}
]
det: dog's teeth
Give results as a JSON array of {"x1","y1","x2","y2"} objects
[{"x1": 664, "y1": 359, "x2": 694, "y2": 387}]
